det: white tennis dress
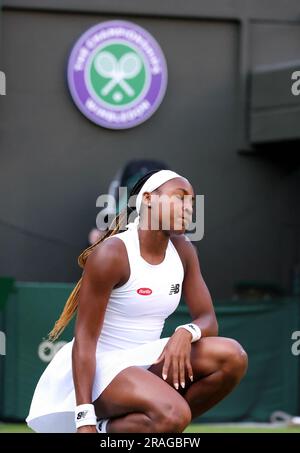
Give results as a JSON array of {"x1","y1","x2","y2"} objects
[{"x1": 26, "y1": 227, "x2": 185, "y2": 432}]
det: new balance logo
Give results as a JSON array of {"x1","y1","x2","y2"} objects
[
  {"x1": 97, "y1": 420, "x2": 104, "y2": 432},
  {"x1": 77, "y1": 410, "x2": 88, "y2": 420},
  {"x1": 169, "y1": 283, "x2": 180, "y2": 295}
]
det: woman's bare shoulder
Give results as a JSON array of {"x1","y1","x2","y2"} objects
[
  {"x1": 170, "y1": 234, "x2": 198, "y2": 274},
  {"x1": 84, "y1": 234, "x2": 129, "y2": 282}
]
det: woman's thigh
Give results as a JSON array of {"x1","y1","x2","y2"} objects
[
  {"x1": 148, "y1": 336, "x2": 247, "y2": 395},
  {"x1": 93, "y1": 365, "x2": 191, "y2": 421}
]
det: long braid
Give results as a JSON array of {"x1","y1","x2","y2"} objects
[{"x1": 47, "y1": 169, "x2": 161, "y2": 341}]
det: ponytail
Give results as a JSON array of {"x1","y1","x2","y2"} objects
[{"x1": 47, "y1": 208, "x2": 128, "y2": 341}]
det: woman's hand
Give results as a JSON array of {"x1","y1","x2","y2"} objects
[
  {"x1": 77, "y1": 425, "x2": 98, "y2": 433},
  {"x1": 154, "y1": 329, "x2": 194, "y2": 390}
]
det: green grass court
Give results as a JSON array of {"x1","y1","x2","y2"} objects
[{"x1": 1, "y1": 423, "x2": 300, "y2": 433}]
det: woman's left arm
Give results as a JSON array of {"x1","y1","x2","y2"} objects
[
  {"x1": 180, "y1": 236, "x2": 218, "y2": 337},
  {"x1": 154, "y1": 235, "x2": 218, "y2": 388}
]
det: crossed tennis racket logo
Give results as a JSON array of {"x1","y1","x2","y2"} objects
[{"x1": 94, "y1": 51, "x2": 143, "y2": 98}]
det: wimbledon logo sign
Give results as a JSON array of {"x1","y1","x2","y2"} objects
[{"x1": 67, "y1": 20, "x2": 168, "y2": 129}]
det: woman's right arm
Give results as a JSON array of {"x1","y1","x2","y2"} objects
[{"x1": 72, "y1": 238, "x2": 125, "y2": 433}]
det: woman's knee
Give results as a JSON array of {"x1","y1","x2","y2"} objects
[
  {"x1": 150, "y1": 398, "x2": 192, "y2": 433},
  {"x1": 220, "y1": 338, "x2": 248, "y2": 381}
]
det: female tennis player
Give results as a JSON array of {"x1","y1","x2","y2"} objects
[{"x1": 26, "y1": 169, "x2": 248, "y2": 433}]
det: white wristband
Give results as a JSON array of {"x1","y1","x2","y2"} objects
[
  {"x1": 175, "y1": 323, "x2": 202, "y2": 343},
  {"x1": 75, "y1": 403, "x2": 97, "y2": 429}
]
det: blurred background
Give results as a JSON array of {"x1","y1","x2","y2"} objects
[{"x1": 0, "y1": 0, "x2": 300, "y2": 433}]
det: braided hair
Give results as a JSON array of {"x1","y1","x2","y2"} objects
[{"x1": 48, "y1": 169, "x2": 161, "y2": 341}]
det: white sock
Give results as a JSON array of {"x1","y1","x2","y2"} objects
[{"x1": 96, "y1": 418, "x2": 109, "y2": 433}]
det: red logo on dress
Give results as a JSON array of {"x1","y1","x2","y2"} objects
[{"x1": 137, "y1": 287, "x2": 152, "y2": 295}]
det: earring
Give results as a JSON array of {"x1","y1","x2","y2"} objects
[{"x1": 148, "y1": 203, "x2": 151, "y2": 208}]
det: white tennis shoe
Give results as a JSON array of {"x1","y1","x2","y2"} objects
[{"x1": 96, "y1": 418, "x2": 110, "y2": 433}]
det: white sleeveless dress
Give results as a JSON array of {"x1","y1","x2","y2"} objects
[{"x1": 26, "y1": 227, "x2": 185, "y2": 432}]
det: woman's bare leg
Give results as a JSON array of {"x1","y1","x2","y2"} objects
[
  {"x1": 93, "y1": 365, "x2": 192, "y2": 433},
  {"x1": 148, "y1": 337, "x2": 248, "y2": 419}
]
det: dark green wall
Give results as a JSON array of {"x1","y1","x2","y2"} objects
[
  {"x1": 0, "y1": 1, "x2": 299, "y2": 299},
  {"x1": 1, "y1": 281, "x2": 299, "y2": 422}
]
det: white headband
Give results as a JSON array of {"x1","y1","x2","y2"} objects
[{"x1": 125, "y1": 169, "x2": 189, "y2": 230}]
